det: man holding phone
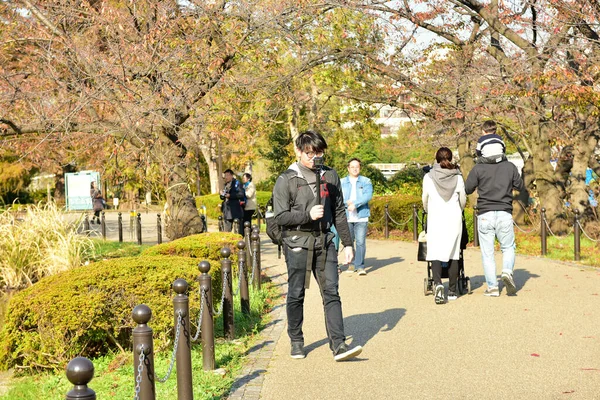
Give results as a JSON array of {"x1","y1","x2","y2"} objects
[{"x1": 272, "y1": 130, "x2": 362, "y2": 362}]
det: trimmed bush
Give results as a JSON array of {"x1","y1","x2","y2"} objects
[
  {"x1": 0, "y1": 255, "x2": 228, "y2": 372},
  {"x1": 369, "y1": 194, "x2": 422, "y2": 233}
]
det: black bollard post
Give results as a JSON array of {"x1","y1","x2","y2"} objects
[
  {"x1": 251, "y1": 231, "x2": 261, "y2": 290},
  {"x1": 101, "y1": 211, "x2": 106, "y2": 240},
  {"x1": 541, "y1": 208, "x2": 547, "y2": 256},
  {"x1": 65, "y1": 357, "x2": 96, "y2": 400},
  {"x1": 84, "y1": 214, "x2": 90, "y2": 235},
  {"x1": 256, "y1": 207, "x2": 262, "y2": 231},
  {"x1": 218, "y1": 216, "x2": 224, "y2": 232},
  {"x1": 237, "y1": 240, "x2": 250, "y2": 315},
  {"x1": 574, "y1": 209, "x2": 581, "y2": 261},
  {"x1": 473, "y1": 206, "x2": 479, "y2": 247},
  {"x1": 132, "y1": 304, "x2": 156, "y2": 400},
  {"x1": 172, "y1": 279, "x2": 193, "y2": 400},
  {"x1": 384, "y1": 203, "x2": 389, "y2": 239},
  {"x1": 244, "y1": 221, "x2": 252, "y2": 266},
  {"x1": 412, "y1": 204, "x2": 418, "y2": 241},
  {"x1": 252, "y1": 225, "x2": 261, "y2": 272},
  {"x1": 221, "y1": 247, "x2": 234, "y2": 340},
  {"x1": 201, "y1": 214, "x2": 207, "y2": 233},
  {"x1": 157, "y1": 214, "x2": 162, "y2": 245},
  {"x1": 130, "y1": 210, "x2": 135, "y2": 241},
  {"x1": 137, "y1": 213, "x2": 142, "y2": 245},
  {"x1": 233, "y1": 218, "x2": 240, "y2": 235},
  {"x1": 118, "y1": 212, "x2": 123, "y2": 243},
  {"x1": 198, "y1": 261, "x2": 215, "y2": 370}
]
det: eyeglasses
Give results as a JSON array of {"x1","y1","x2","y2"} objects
[{"x1": 304, "y1": 151, "x2": 324, "y2": 159}]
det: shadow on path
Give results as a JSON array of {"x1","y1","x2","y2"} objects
[
  {"x1": 305, "y1": 308, "x2": 406, "y2": 355},
  {"x1": 364, "y1": 257, "x2": 405, "y2": 274}
]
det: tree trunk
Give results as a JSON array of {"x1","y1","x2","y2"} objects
[
  {"x1": 570, "y1": 133, "x2": 598, "y2": 221},
  {"x1": 164, "y1": 160, "x2": 204, "y2": 240},
  {"x1": 457, "y1": 134, "x2": 477, "y2": 207}
]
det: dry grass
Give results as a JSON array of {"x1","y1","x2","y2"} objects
[{"x1": 0, "y1": 203, "x2": 96, "y2": 289}]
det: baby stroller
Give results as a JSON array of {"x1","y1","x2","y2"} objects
[{"x1": 421, "y1": 210, "x2": 471, "y2": 296}]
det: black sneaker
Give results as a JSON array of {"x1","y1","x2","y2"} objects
[
  {"x1": 501, "y1": 272, "x2": 517, "y2": 295},
  {"x1": 333, "y1": 343, "x2": 362, "y2": 361},
  {"x1": 290, "y1": 342, "x2": 305, "y2": 359}
]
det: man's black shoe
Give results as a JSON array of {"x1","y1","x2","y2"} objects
[
  {"x1": 290, "y1": 342, "x2": 305, "y2": 359},
  {"x1": 333, "y1": 343, "x2": 362, "y2": 361}
]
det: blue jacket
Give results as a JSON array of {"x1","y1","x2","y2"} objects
[{"x1": 340, "y1": 175, "x2": 373, "y2": 219}]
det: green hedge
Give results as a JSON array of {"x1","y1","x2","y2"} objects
[
  {"x1": 196, "y1": 192, "x2": 272, "y2": 219},
  {"x1": 0, "y1": 255, "x2": 221, "y2": 371},
  {"x1": 369, "y1": 194, "x2": 476, "y2": 241}
]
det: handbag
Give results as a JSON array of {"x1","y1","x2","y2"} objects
[{"x1": 417, "y1": 230, "x2": 427, "y2": 262}]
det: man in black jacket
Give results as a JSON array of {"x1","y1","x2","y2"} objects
[
  {"x1": 273, "y1": 130, "x2": 362, "y2": 361},
  {"x1": 465, "y1": 120, "x2": 525, "y2": 297},
  {"x1": 220, "y1": 169, "x2": 245, "y2": 235}
]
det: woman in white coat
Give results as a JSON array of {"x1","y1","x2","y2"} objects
[{"x1": 422, "y1": 147, "x2": 466, "y2": 304}]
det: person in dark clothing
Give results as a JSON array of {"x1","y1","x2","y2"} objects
[
  {"x1": 220, "y1": 169, "x2": 245, "y2": 235},
  {"x1": 465, "y1": 120, "x2": 526, "y2": 297},
  {"x1": 90, "y1": 181, "x2": 103, "y2": 224},
  {"x1": 272, "y1": 130, "x2": 363, "y2": 361}
]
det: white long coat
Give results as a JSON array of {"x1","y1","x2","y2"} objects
[{"x1": 422, "y1": 173, "x2": 466, "y2": 262}]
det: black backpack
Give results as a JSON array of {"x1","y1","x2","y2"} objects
[{"x1": 265, "y1": 171, "x2": 299, "y2": 245}]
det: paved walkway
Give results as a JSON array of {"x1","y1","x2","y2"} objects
[{"x1": 228, "y1": 238, "x2": 600, "y2": 400}]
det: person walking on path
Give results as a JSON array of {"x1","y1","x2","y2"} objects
[
  {"x1": 272, "y1": 130, "x2": 363, "y2": 362},
  {"x1": 220, "y1": 169, "x2": 245, "y2": 235},
  {"x1": 242, "y1": 173, "x2": 257, "y2": 227},
  {"x1": 465, "y1": 120, "x2": 526, "y2": 297},
  {"x1": 90, "y1": 181, "x2": 104, "y2": 224},
  {"x1": 422, "y1": 147, "x2": 466, "y2": 304},
  {"x1": 341, "y1": 158, "x2": 373, "y2": 276}
]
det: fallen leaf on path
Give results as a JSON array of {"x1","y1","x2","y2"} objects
[
  {"x1": 580, "y1": 368, "x2": 599, "y2": 371},
  {"x1": 562, "y1": 390, "x2": 575, "y2": 394},
  {"x1": 531, "y1": 353, "x2": 540, "y2": 357},
  {"x1": 523, "y1": 308, "x2": 530, "y2": 311}
]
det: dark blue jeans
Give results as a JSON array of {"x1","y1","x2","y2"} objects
[{"x1": 285, "y1": 240, "x2": 346, "y2": 351}]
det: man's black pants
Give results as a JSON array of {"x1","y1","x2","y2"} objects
[{"x1": 285, "y1": 240, "x2": 345, "y2": 352}]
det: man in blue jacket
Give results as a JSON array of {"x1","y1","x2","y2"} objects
[{"x1": 341, "y1": 158, "x2": 373, "y2": 276}]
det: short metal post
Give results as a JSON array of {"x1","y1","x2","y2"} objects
[
  {"x1": 84, "y1": 214, "x2": 90, "y2": 235},
  {"x1": 473, "y1": 206, "x2": 479, "y2": 247},
  {"x1": 221, "y1": 247, "x2": 234, "y2": 340},
  {"x1": 101, "y1": 211, "x2": 106, "y2": 240},
  {"x1": 132, "y1": 305, "x2": 156, "y2": 400},
  {"x1": 233, "y1": 218, "x2": 240, "y2": 235},
  {"x1": 244, "y1": 221, "x2": 252, "y2": 267},
  {"x1": 252, "y1": 225, "x2": 261, "y2": 272},
  {"x1": 65, "y1": 357, "x2": 96, "y2": 400},
  {"x1": 574, "y1": 209, "x2": 581, "y2": 261},
  {"x1": 412, "y1": 204, "x2": 418, "y2": 241},
  {"x1": 201, "y1": 215, "x2": 207, "y2": 233},
  {"x1": 218, "y1": 216, "x2": 224, "y2": 232},
  {"x1": 540, "y1": 208, "x2": 547, "y2": 256},
  {"x1": 157, "y1": 214, "x2": 162, "y2": 245},
  {"x1": 256, "y1": 207, "x2": 262, "y2": 230},
  {"x1": 237, "y1": 240, "x2": 250, "y2": 315},
  {"x1": 172, "y1": 279, "x2": 193, "y2": 400},
  {"x1": 384, "y1": 203, "x2": 389, "y2": 239},
  {"x1": 118, "y1": 212, "x2": 123, "y2": 243},
  {"x1": 137, "y1": 213, "x2": 142, "y2": 245},
  {"x1": 251, "y1": 231, "x2": 261, "y2": 289},
  {"x1": 130, "y1": 210, "x2": 135, "y2": 241},
  {"x1": 198, "y1": 261, "x2": 215, "y2": 370}
]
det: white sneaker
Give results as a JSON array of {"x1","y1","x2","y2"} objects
[
  {"x1": 501, "y1": 272, "x2": 517, "y2": 295},
  {"x1": 434, "y1": 284, "x2": 445, "y2": 304},
  {"x1": 484, "y1": 287, "x2": 500, "y2": 297}
]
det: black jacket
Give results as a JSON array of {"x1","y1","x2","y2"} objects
[
  {"x1": 273, "y1": 163, "x2": 352, "y2": 248},
  {"x1": 220, "y1": 178, "x2": 244, "y2": 220},
  {"x1": 465, "y1": 160, "x2": 525, "y2": 215}
]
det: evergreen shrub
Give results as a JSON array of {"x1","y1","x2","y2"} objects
[
  {"x1": 369, "y1": 194, "x2": 422, "y2": 233},
  {"x1": 196, "y1": 192, "x2": 271, "y2": 219},
  {"x1": 0, "y1": 255, "x2": 222, "y2": 372}
]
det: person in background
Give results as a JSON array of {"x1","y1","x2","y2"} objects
[
  {"x1": 220, "y1": 169, "x2": 245, "y2": 235},
  {"x1": 242, "y1": 173, "x2": 257, "y2": 228},
  {"x1": 422, "y1": 147, "x2": 466, "y2": 304},
  {"x1": 465, "y1": 120, "x2": 526, "y2": 297},
  {"x1": 90, "y1": 181, "x2": 104, "y2": 225},
  {"x1": 341, "y1": 158, "x2": 373, "y2": 276}
]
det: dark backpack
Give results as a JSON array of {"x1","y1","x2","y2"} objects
[{"x1": 265, "y1": 171, "x2": 299, "y2": 245}]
